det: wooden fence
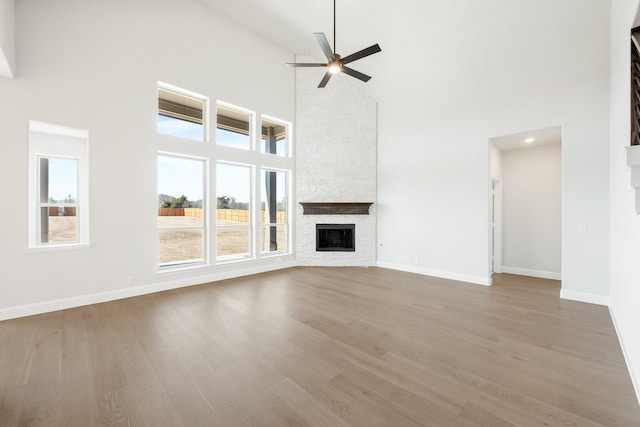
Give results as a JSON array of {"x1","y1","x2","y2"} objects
[
  {"x1": 158, "y1": 208, "x2": 202, "y2": 218},
  {"x1": 48, "y1": 207, "x2": 285, "y2": 222},
  {"x1": 48, "y1": 207, "x2": 76, "y2": 216},
  {"x1": 158, "y1": 208, "x2": 285, "y2": 223}
]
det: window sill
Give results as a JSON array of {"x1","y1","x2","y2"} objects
[
  {"x1": 259, "y1": 251, "x2": 292, "y2": 258},
  {"x1": 215, "y1": 254, "x2": 254, "y2": 264},
  {"x1": 157, "y1": 262, "x2": 210, "y2": 274},
  {"x1": 27, "y1": 243, "x2": 92, "y2": 253}
]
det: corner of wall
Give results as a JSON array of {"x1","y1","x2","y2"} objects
[
  {"x1": 609, "y1": 303, "x2": 640, "y2": 406},
  {"x1": 0, "y1": 0, "x2": 15, "y2": 79},
  {"x1": 559, "y1": 289, "x2": 611, "y2": 306}
]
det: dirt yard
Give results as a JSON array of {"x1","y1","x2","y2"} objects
[
  {"x1": 46, "y1": 216, "x2": 77, "y2": 242},
  {"x1": 47, "y1": 216, "x2": 286, "y2": 263}
]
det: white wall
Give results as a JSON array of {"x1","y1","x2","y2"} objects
[
  {"x1": 0, "y1": 0, "x2": 14, "y2": 78},
  {"x1": 501, "y1": 144, "x2": 562, "y2": 279},
  {"x1": 295, "y1": 61, "x2": 377, "y2": 266},
  {"x1": 0, "y1": 0, "x2": 295, "y2": 317},
  {"x1": 610, "y1": 0, "x2": 640, "y2": 403},
  {"x1": 373, "y1": 0, "x2": 610, "y2": 296}
]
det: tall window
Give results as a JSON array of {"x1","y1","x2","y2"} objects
[
  {"x1": 37, "y1": 157, "x2": 79, "y2": 244},
  {"x1": 157, "y1": 154, "x2": 206, "y2": 267},
  {"x1": 158, "y1": 82, "x2": 208, "y2": 142},
  {"x1": 155, "y1": 87, "x2": 293, "y2": 269},
  {"x1": 29, "y1": 121, "x2": 89, "y2": 249},
  {"x1": 216, "y1": 163, "x2": 252, "y2": 260},
  {"x1": 216, "y1": 104, "x2": 252, "y2": 150},
  {"x1": 261, "y1": 169, "x2": 288, "y2": 254}
]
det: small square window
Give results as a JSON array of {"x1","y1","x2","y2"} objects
[
  {"x1": 261, "y1": 118, "x2": 288, "y2": 157},
  {"x1": 216, "y1": 104, "x2": 252, "y2": 150},
  {"x1": 158, "y1": 83, "x2": 207, "y2": 142}
]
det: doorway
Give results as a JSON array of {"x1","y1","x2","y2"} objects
[{"x1": 489, "y1": 126, "x2": 562, "y2": 282}]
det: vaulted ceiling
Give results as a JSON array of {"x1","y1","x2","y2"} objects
[
  {"x1": 198, "y1": 0, "x2": 385, "y2": 58},
  {"x1": 197, "y1": 0, "x2": 602, "y2": 153},
  {"x1": 198, "y1": 0, "x2": 388, "y2": 95}
]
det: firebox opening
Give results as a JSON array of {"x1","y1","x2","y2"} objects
[{"x1": 316, "y1": 224, "x2": 355, "y2": 252}]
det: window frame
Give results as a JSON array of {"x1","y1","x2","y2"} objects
[
  {"x1": 154, "y1": 84, "x2": 294, "y2": 270},
  {"x1": 28, "y1": 121, "x2": 90, "y2": 251},
  {"x1": 157, "y1": 152, "x2": 209, "y2": 269},
  {"x1": 157, "y1": 81, "x2": 209, "y2": 142},
  {"x1": 215, "y1": 101, "x2": 254, "y2": 151},
  {"x1": 260, "y1": 167, "x2": 290, "y2": 256},
  {"x1": 261, "y1": 114, "x2": 290, "y2": 157},
  {"x1": 215, "y1": 161, "x2": 255, "y2": 262}
]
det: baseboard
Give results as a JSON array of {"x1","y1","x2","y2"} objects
[
  {"x1": 560, "y1": 289, "x2": 611, "y2": 306},
  {"x1": 501, "y1": 266, "x2": 562, "y2": 280},
  {"x1": 609, "y1": 304, "x2": 640, "y2": 406},
  {"x1": 0, "y1": 261, "x2": 297, "y2": 321},
  {"x1": 376, "y1": 261, "x2": 491, "y2": 286}
]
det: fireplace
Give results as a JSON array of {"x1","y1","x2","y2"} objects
[{"x1": 316, "y1": 224, "x2": 355, "y2": 252}]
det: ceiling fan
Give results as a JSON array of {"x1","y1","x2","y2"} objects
[{"x1": 286, "y1": 0, "x2": 381, "y2": 88}]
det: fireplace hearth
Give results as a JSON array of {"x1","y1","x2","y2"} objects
[{"x1": 316, "y1": 224, "x2": 355, "y2": 252}]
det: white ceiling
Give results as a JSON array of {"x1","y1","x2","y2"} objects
[
  {"x1": 198, "y1": 0, "x2": 385, "y2": 56},
  {"x1": 198, "y1": 0, "x2": 332, "y2": 55},
  {"x1": 197, "y1": 0, "x2": 388, "y2": 88},
  {"x1": 490, "y1": 126, "x2": 562, "y2": 152}
]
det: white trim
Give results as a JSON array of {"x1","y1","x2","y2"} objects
[
  {"x1": 609, "y1": 304, "x2": 640, "y2": 406},
  {"x1": 560, "y1": 289, "x2": 610, "y2": 306},
  {"x1": 28, "y1": 121, "x2": 90, "y2": 249},
  {"x1": 29, "y1": 120, "x2": 88, "y2": 139},
  {"x1": 0, "y1": 261, "x2": 297, "y2": 321},
  {"x1": 26, "y1": 243, "x2": 92, "y2": 253},
  {"x1": 376, "y1": 261, "x2": 491, "y2": 286},
  {"x1": 501, "y1": 266, "x2": 562, "y2": 280},
  {"x1": 157, "y1": 152, "x2": 208, "y2": 266}
]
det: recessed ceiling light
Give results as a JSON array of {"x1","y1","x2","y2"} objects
[{"x1": 524, "y1": 137, "x2": 535, "y2": 143}]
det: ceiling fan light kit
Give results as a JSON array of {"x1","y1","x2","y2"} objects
[{"x1": 286, "y1": 0, "x2": 381, "y2": 88}]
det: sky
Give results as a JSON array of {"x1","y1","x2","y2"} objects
[{"x1": 47, "y1": 158, "x2": 77, "y2": 202}]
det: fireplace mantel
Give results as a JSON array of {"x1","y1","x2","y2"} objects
[{"x1": 300, "y1": 202, "x2": 373, "y2": 215}]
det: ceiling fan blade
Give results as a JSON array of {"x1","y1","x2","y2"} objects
[
  {"x1": 318, "y1": 71, "x2": 333, "y2": 88},
  {"x1": 340, "y1": 44, "x2": 382, "y2": 65},
  {"x1": 341, "y1": 66, "x2": 372, "y2": 82},
  {"x1": 314, "y1": 33, "x2": 334, "y2": 61},
  {"x1": 286, "y1": 63, "x2": 327, "y2": 67}
]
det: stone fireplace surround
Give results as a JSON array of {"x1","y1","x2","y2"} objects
[
  {"x1": 300, "y1": 202, "x2": 373, "y2": 255},
  {"x1": 296, "y1": 205, "x2": 377, "y2": 266},
  {"x1": 295, "y1": 59, "x2": 377, "y2": 267}
]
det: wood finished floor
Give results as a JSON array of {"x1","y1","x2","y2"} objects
[{"x1": 0, "y1": 267, "x2": 639, "y2": 426}]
